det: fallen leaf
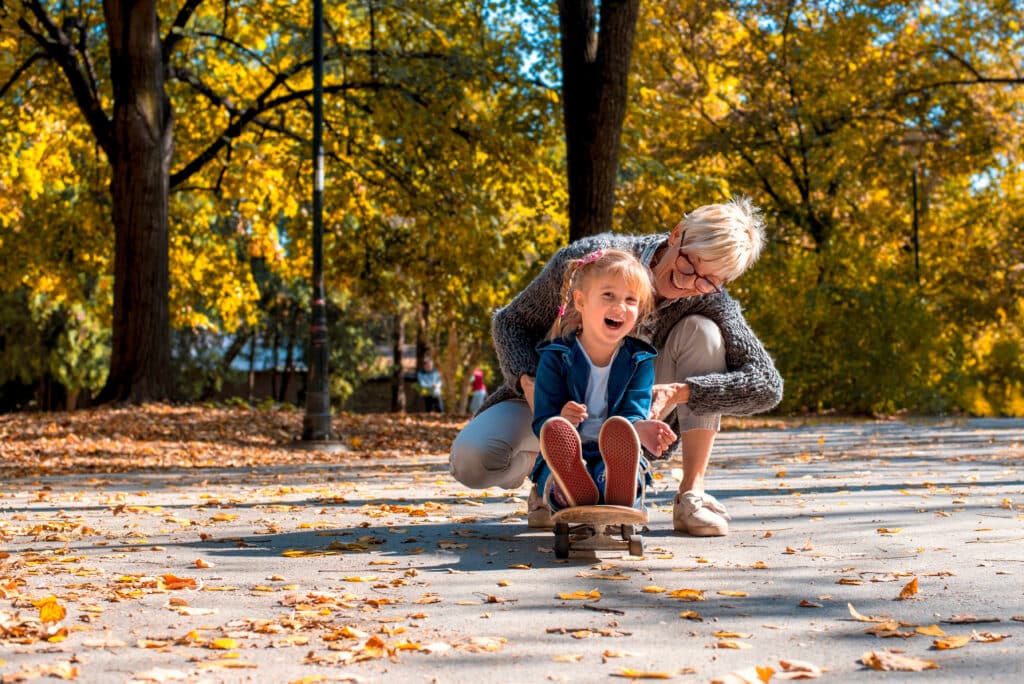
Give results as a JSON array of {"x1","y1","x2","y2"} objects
[
  {"x1": 776, "y1": 658, "x2": 826, "y2": 679},
  {"x1": 612, "y1": 669, "x2": 674, "y2": 679},
  {"x1": 916, "y1": 624, "x2": 945, "y2": 636},
  {"x1": 33, "y1": 595, "x2": 66, "y2": 623},
  {"x1": 971, "y1": 631, "x2": 1011, "y2": 642},
  {"x1": 943, "y1": 615, "x2": 1001, "y2": 624},
  {"x1": 551, "y1": 654, "x2": 583, "y2": 663},
  {"x1": 716, "y1": 640, "x2": 752, "y2": 649},
  {"x1": 897, "y1": 577, "x2": 919, "y2": 600},
  {"x1": 668, "y1": 588, "x2": 705, "y2": 601},
  {"x1": 847, "y1": 603, "x2": 889, "y2": 623},
  {"x1": 860, "y1": 650, "x2": 938, "y2": 671},
  {"x1": 933, "y1": 634, "x2": 972, "y2": 649}
]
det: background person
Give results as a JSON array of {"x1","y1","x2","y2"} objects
[
  {"x1": 417, "y1": 358, "x2": 444, "y2": 413},
  {"x1": 468, "y1": 368, "x2": 488, "y2": 414}
]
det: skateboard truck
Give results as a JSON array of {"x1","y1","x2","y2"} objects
[{"x1": 550, "y1": 505, "x2": 648, "y2": 558}]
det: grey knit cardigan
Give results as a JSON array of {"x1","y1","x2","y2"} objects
[{"x1": 478, "y1": 231, "x2": 783, "y2": 417}]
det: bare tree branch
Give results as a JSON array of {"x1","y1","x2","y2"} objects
[
  {"x1": 162, "y1": 0, "x2": 204, "y2": 62},
  {"x1": 16, "y1": 0, "x2": 111, "y2": 155},
  {"x1": 0, "y1": 51, "x2": 44, "y2": 99}
]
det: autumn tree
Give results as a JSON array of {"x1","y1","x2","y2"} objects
[
  {"x1": 2, "y1": 1, "x2": 566, "y2": 408},
  {"x1": 620, "y1": 0, "x2": 1024, "y2": 414}
]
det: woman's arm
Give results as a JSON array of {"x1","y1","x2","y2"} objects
[{"x1": 667, "y1": 295, "x2": 783, "y2": 416}]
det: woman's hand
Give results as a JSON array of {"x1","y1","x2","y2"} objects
[
  {"x1": 560, "y1": 401, "x2": 588, "y2": 428},
  {"x1": 520, "y1": 375, "x2": 535, "y2": 413},
  {"x1": 634, "y1": 419, "x2": 676, "y2": 457},
  {"x1": 649, "y1": 382, "x2": 690, "y2": 420}
]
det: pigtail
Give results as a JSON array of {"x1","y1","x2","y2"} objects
[
  {"x1": 546, "y1": 262, "x2": 578, "y2": 340},
  {"x1": 546, "y1": 250, "x2": 605, "y2": 340}
]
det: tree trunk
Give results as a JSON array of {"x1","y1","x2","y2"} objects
[
  {"x1": 97, "y1": 0, "x2": 174, "y2": 403},
  {"x1": 557, "y1": 0, "x2": 640, "y2": 242}
]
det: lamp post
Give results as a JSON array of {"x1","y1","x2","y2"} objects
[
  {"x1": 300, "y1": 0, "x2": 343, "y2": 449},
  {"x1": 900, "y1": 129, "x2": 927, "y2": 288}
]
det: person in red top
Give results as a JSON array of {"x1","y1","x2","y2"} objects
[{"x1": 469, "y1": 368, "x2": 488, "y2": 414}]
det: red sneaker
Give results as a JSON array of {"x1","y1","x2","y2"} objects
[
  {"x1": 598, "y1": 416, "x2": 641, "y2": 507},
  {"x1": 539, "y1": 417, "x2": 598, "y2": 507}
]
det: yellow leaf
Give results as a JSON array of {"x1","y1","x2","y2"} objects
[
  {"x1": 716, "y1": 640, "x2": 752, "y2": 649},
  {"x1": 668, "y1": 588, "x2": 705, "y2": 601},
  {"x1": 898, "y1": 577, "x2": 919, "y2": 600},
  {"x1": 612, "y1": 669, "x2": 674, "y2": 679},
  {"x1": 195, "y1": 558, "x2": 214, "y2": 568},
  {"x1": 718, "y1": 590, "x2": 748, "y2": 597},
  {"x1": 933, "y1": 634, "x2": 972, "y2": 649},
  {"x1": 916, "y1": 624, "x2": 945, "y2": 636},
  {"x1": 876, "y1": 527, "x2": 902, "y2": 534},
  {"x1": 678, "y1": 610, "x2": 701, "y2": 620},
  {"x1": 641, "y1": 586, "x2": 666, "y2": 593},
  {"x1": 558, "y1": 589, "x2": 601, "y2": 601},
  {"x1": 209, "y1": 637, "x2": 239, "y2": 650},
  {"x1": 34, "y1": 596, "x2": 66, "y2": 623},
  {"x1": 552, "y1": 654, "x2": 584, "y2": 662}
]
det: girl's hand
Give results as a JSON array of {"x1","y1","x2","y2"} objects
[
  {"x1": 649, "y1": 382, "x2": 690, "y2": 420},
  {"x1": 560, "y1": 401, "x2": 588, "y2": 427},
  {"x1": 634, "y1": 419, "x2": 677, "y2": 457}
]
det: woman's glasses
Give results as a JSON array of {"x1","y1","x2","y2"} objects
[{"x1": 675, "y1": 249, "x2": 722, "y2": 294}]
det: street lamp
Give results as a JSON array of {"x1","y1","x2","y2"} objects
[
  {"x1": 900, "y1": 129, "x2": 928, "y2": 287},
  {"x1": 300, "y1": 0, "x2": 345, "y2": 450}
]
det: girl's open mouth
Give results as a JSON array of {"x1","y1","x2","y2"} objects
[{"x1": 605, "y1": 318, "x2": 624, "y2": 330}]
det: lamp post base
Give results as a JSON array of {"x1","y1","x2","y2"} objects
[{"x1": 292, "y1": 438, "x2": 350, "y2": 454}]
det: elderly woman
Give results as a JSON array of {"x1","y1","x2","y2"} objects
[{"x1": 450, "y1": 198, "x2": 783, "y2": 536}]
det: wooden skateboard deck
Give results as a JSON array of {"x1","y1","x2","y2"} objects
[
  {"x1": 550, "y1": 505, "x2": 648, "y2": 558},
  {"x1": 552, "y1": 505, "x2": 648, "y2": 525}
]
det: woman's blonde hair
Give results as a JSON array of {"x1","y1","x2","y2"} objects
[
  {"x1": 679, "y1": 196, "x2": 765, "y2": 284},
  {"x1": 547, "y1": 249, "x2": 655, "y2": 340}
]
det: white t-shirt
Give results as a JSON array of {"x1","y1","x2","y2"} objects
[{"x1": 578, "y1": 345, "x2": 620, "y2": 443}]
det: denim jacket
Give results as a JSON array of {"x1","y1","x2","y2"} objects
[{"x1": 531, "y1": 333, "x2": 658, "y2": 439}]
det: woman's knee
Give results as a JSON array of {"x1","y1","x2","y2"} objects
[
  {"x1": 448, "y1": 401, "x2": 534, "y2": 489},
  {"x1": 665, "y1": 315, "x2": 725, "y2": 374},
  {"x1": 450, "y1": 431, "x2": 513, "y2": 488}
]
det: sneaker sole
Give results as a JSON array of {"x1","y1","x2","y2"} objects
[
  {"x1": 540, "y1": 418, "x2": 598, "y2": 507},
  {"x1": 598, "y1": 416, "x2": 640, "y2": 507}
]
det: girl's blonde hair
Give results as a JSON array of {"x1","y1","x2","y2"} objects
[{"x1": 547, "y1": 249, "x2": 655, "y2": 340}]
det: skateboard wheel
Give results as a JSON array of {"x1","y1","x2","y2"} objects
[
  {"x1": 628, "y1": 534, "x2": 643, "y2": 557},
  {"x1": 620, "y1": 524, "x2": 634, "y2": 540},
  {"x1": 554, "y1": 535, "x2": 570, "y2": 559}
]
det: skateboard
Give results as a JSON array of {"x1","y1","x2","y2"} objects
[{"x1": 550, "y1": 505, "x2": 648, "y2": 559}]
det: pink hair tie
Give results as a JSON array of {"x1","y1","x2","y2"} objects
[
  {"x1": 557, "y1": 304, "x2": 567, "y2": 317},
  {"x1": 576, "y1": 250, "x2": 603, "y2": 267}
]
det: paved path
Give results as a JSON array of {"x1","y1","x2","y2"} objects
[{"x1": 2, "y1": 419, "x2": 1023, "y2": 682}]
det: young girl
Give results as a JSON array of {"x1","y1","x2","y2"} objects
[{"x1": 530, "y1": 249, "x2": 677, "y2": 512}]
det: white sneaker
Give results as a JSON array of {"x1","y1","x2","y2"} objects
[
  {"x1": 673, "y1": 490, "x2": 730, "y2": 536},
  {"x1": 527, "y1": 484, "x2": 553, "y2": 528}
]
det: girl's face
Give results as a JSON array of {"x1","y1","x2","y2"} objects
[
  {"x1": 651, "y1": 223, "x2": 725, "y2": 300},
  {"x1": 572, "y1": 273, "x2": 642, "y2": 347}
]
